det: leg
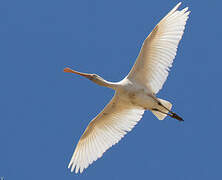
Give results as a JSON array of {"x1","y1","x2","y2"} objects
[{"x1": 152, "y1": 108, "x2": 184, "y2": 121}]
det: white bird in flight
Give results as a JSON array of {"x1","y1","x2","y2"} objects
[{"x1": 64, "y1": 2, "x2": 190, "y2": 174}]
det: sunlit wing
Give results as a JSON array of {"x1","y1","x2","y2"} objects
[
  {"x1": 68, "y1": 93, "x2": 145, "y2": 173},
  {"x1": 127, "y1": 2, "x2": 190, "y2": 94}
]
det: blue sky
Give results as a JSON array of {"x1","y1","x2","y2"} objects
[{"x1": 1, "y1": 0, "x2": 221, "y2": 179}]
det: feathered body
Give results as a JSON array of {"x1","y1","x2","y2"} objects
[
  {"x1": 64, "y1": 2, "x2": 190, "y2": 173},
  {"x1": 115, "y1": 78, "x2": 156, "y2": 109}
]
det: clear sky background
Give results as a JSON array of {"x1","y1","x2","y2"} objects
[{"x1": 1, "y1": 0, "x2": 221, "y2": 179}]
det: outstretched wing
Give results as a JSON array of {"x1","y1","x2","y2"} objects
[
  {"x1": 127, "y1": 2, "x2": 190, "y2": 94},
  {"x1": 68, "y1": 93, "x2": 145, "y2": 173}
]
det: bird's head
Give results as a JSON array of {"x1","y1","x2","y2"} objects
[{"x1": 63, "y1": 67, "x2": 105, "y2": 84}]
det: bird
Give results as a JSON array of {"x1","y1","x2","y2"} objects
[{"x1": 64, "y1": 2, "x2": 190, "y2": 174}]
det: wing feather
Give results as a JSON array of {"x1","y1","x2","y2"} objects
[
  {"x1": 68, "y1": 93, "x2": 144, "y2": 173},
  {"x1": 127, "y1": 3, "x2": 190, "y2": 94}
]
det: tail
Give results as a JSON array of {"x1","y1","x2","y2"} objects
[
  {"x1": 151, "y1": 99, "x2": 172, "y2": 120},
  {"x1": 151, "y1": 98, "x2": 183, "y2": 121}
]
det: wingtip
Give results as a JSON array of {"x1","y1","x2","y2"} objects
[
  {"x1": 68, "y1": 161, "x2": 76, "y2": 173},
  {"x1": 75, "y1": 167, "x2": 79, "y2": 174},
  {"x1": 175, "y1": 2, "x2": 182, "y2": 9},
  {"x1": 167, "y1": 2, "x2": 182, "y2": 17},
  {"x1": 68, "y1": 162, "x2": 72, "y2": 169},
  {"x1": 182, "y1": 7, "x2": 189, "y2": 12}
]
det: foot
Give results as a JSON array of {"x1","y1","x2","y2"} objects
[{"x1": 171, "y1": 113, "x2": 184, "y2": 121}]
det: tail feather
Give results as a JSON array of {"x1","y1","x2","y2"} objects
[{"x1": 151, "y1": 99, "x2": 172, "y2": 120}]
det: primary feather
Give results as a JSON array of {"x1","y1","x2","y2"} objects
[
  {"x1": 128, "y1": 2, "x2": 190, "y2": 94},
  {"x1": 68, "y1": 93, "x2": 144, "y2": 173}
]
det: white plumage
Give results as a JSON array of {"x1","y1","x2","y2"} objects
[
  {"x1": 128, "y1": 3, "x2": 190, "y2": 93},
  {"x1": 64, "y1": 2, "x2": 190, "y2": 174},
  {"x1": 69, "y1": 93, "x2": 144, "y2": 173}
]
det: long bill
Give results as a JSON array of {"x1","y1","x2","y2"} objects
[{"x1": 63, "y1": 67, "x2": 93, "y2": 79}]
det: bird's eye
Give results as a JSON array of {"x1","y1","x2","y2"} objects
[{"x1": 92, "y1": 74, "x2": 98, "y2": 78}]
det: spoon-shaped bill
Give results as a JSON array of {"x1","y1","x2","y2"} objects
[{"x1": 64, "y1": 67, "x2": 93, "y2": 79}]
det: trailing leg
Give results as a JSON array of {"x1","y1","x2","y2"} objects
[{"x1": 152, "y1": 108, "x2": 184, "y2": 121}]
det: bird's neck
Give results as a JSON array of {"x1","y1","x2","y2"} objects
[{"x1": 94, "y1": 79, "x2": 118, "y2": 89}]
